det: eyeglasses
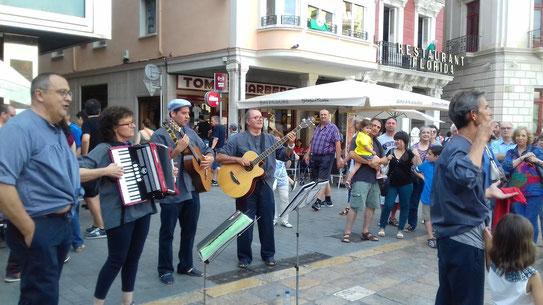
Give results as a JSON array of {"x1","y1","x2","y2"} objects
[
  {"x1": 40, "y1": 88, "x2": 72, "y2": 98},
  {"x1": 117, "y1": 121, "x2": 135, "y2": 127}
]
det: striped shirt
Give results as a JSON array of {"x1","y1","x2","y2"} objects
[{"x1": 310, "y1": 122, "x2": 341, "y2": 155}]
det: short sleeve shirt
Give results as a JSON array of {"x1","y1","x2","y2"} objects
[
  {"x1": 0, "y1": 110, "x2": 80, "y2": 216},
  {"x1": 350, "y1": 134, "x2": 384, "y2": 184},
  {"x1": 377, "y1": 133, "x2": 396, "y2": 155},
  {"x1": 211, "y1": 124, "x2": 226, "y2": 149},
  {"x1": 310, "y1": 123, "x2": 341, "y2": 155},
  {"x1": 82, "y1": 116, "x2": 103, "y2": 151},
  {"x1": 415, "y1": 161, "x2": 435, "y2": 205}
]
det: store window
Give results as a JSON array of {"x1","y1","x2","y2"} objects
[
  {"x1": 534, "y1": 89, "x2": 543, "y2": 135},
  {"x1": 140, "y1": 0, "x2": 157, "y2": 36},
  {"x1": 261, "y1": 0, "x2": 300, "y2": 26},
  {"x1": 342, "y1": 1, "x2": 366, "y2": 39},
  {"x1": 307, "y1": 5, "x2": 334, "y2": 33}
]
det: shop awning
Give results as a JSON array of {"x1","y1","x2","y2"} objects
[
  {"x1": 237, "y1": 80, "x2": 449, "y2": 111},
  {"x1": 0, "y1": 60, "x2": 31, "y2": 105}
]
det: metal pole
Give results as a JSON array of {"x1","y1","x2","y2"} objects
[
  {"x1": 295, "y1": 207, "x2": 300, "y2": 305},
  {"x1": 159, "y1": 73, "x2": 164, "y2": 123},
  {"x1": 203, "y1": 263, "x2": 207, "y2": 305},
  {"x1": 219, "y1": 92, "x2": 223, "y2": 126}
]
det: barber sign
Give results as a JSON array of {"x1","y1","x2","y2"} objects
[{"x1": 205, "y1": 91, "x2": 220, "y2": 107}]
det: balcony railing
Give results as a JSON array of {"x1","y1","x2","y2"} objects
[
  {"x1": 261, "y1": 15, "x2": 300, "y2": 27},
  {"x1": 529, "y1": 29, "x2": 543, "y2": 48},
  {"x1": 341, "y1": 28, "x2": 368, "y2": 40},
  {"x1": 307, "y1": 19, "x2": 337, "y2": 34},
  {"x1": 377, "y1": 41, "x2": 412, "y2": 69},
  {"x1": 445, "y1": 35, "x2": 479, "y2": 54}
]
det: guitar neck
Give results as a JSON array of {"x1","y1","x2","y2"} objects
[{"x1": 251, "y1": 124, "x2": 304, "y2": 166}]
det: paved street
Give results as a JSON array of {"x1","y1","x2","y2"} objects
[{"x1": 1, "y1": 185, "x2": 542, "y2": 305}]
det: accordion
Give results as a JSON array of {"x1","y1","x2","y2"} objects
[{"x1": 109, "y1": 143, "x2": 176, "y2": 206}]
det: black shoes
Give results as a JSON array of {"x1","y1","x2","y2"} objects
[
  {"x1": 178, "y1": 268, "x2": 203, "y2": 277},
  {"x1": 159, "y1": 273, "x2": 174, "y2": 285}
]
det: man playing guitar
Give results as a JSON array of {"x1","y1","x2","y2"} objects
[
  {"x1": 151, "y1": 99, "x2": 213, "y2": 285},
  {"x1": 216, "y1": 109, "x2": 295, "y2": 268}
]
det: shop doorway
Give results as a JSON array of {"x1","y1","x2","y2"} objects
[
  {"x1": 138, "y1": 96, "x2": 160, "y2": 130},
  {"x1": 81, "y1": 84, "x2": 108, "y2": 110}
]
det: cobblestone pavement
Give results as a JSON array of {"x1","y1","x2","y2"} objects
[{"x1": 1, "y1": 186, "x2": 542, "y2": 304}]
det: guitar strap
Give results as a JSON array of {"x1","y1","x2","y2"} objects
[{"x1": 260, "y1": 133, "x2": 266, "y2": 169}]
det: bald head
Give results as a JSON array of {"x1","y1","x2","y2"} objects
[{"x1": 0, "y1": 104, "x2": 16, "y2": 126}]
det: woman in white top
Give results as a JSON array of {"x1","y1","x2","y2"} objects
[{"x1": 484, "y1": 214, "x2": 543, "y2": 305}]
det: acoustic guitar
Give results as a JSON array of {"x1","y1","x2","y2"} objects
[
  {"x1": 162, "y1": 119, "x2": 212, "y2": 193},
  {"x1": 218, "y1": 118, "x2": 315, "y2": 199}
]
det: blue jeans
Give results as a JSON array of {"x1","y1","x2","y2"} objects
[
  {"x1": 6, "y1": 214, "x2": 72, "y2": 305},
  {"x1": 71, "y1": 203, "x2": 84, "y2": 249},
  {"x1": 157, "y1": 193, "x2": 200, "y2": 275},
  {"x1": 436, "y1": 237, "x2": 485, "y2": 305},
  {"x1": 94, "y1": 214, "x2": 151, "y2": 299},
  {"x1": 236, "y1": 181, "x2": 275, "y2": 264},
  {"x1": 512, "y1": 196, "x2": 543, "y2": 242},
  {"x1": 408, "y1": 176, "x2": 424, "y2": 228},
  {"x1": 380, "y1": 183, "x2": 413, "y2": 230}
]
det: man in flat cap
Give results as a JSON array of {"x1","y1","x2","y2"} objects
[{"x1": 151, "y1": 99, "x2": 214, "y2": 285}]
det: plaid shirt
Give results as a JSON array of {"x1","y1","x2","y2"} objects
[{"x1": 310, "y1": 122, "x2": 341, "y2": 155}]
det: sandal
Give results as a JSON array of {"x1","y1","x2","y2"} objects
[
  {"x1": 344, "y1": 181, "x2": 352, "y2": 189},
  {"x1": 427, "y1": 238, "x2": 437, "y2": 249},
  {"x1": 341, "y1": 233, "x2": 351, "y2": 243},
  {"x1": 339, "y1": 207, "x2": 350, "y2": 215},
  {"x1": 361, "y1": 232, "x2": 379, "y2": 241}
]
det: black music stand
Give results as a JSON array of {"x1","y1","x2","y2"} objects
[
  {"x1": 196, "y1": 210, "x2": 256, "y2": 305},
  {"x1": 278, "y1": 180, "x2": 328, "y2": 305}
]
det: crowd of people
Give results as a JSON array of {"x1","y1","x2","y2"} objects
[{"x1": 1, "y1": 73, "x2": 543, "y2": 305}]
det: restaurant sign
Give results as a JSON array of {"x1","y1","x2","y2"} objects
[
  {"x1": 177, "y1": 75, "x2": 296, "y2": 96},
  {"x1": 394, "y1": 44, "x2": 465, "y2": 75}
]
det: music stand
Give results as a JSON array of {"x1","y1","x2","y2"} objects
[
  {"x1": 196, "y1": 210, "x2": 256, "y2": 305},
  {"x1": 278, "y1": 180, "x2": 328, "y2": 305}
]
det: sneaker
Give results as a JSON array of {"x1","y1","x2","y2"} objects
[
  {"x1": 396, "y1": 231, "x2": 404, "y2": 239},
  {"x1": 85, "y1": 227, "x2": 107, "y2": 239},
  {"x1": 4, "y1": 273, "x2": 20, "y2": 283},
  {"x1": 74, "y1": 244, "x2": 86, "y2": 253},
  {"x1": 281, "y1": 221, "x2": 293, "y2": 228},
  {"x1": 378, "y1": 229, "x2": 385, "y2": 237},
  {"x1": 323, "y1": 200, "x2": 333, "y2": 207},
  {"x1": 64, "y1": 255, "x2": 71, "y2": 264},
  {"x1": 311, "y1": 200, "x2": 321, "y2": 211},
  {"x1": 85, "y1": 225, "x2": 98, "y2": 234},
  {"x1": 403, "y1": 225, "x2": 415, "y2": 232},
  {"x1": 211, "y1": 180, "x2": 219, "y2": 186},
  {"x1": 388, "y1": 218, "x2": 399, "y2": 227},
  {"x1": 159, "y1": 273, "x2": 174, "y2": 285}
]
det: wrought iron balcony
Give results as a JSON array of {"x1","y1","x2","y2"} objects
[
  {"x1": 261, "y1": 15, "x2": 301, "y2": 27},
  {"x1": 377, "y1": 41, "x2": 412, "y2": 69},
  {"x1": 445, "y1": 35, "x2": 479, "y2": 54},
  {"x1": 529, "y1": 29, "x2": 543, "y2": 48},
  {"x1": 341, "y1": 28, "x2": 368, "y2": 40}
]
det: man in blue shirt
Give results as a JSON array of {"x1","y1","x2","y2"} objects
[
  {"x1": 431, "y1": 90, "x2": 516, "y2": 305},
  {"x1": 490, "y1": 121, "x2": 516, "y2": 163},
  {"x1": 0, "y1": 73, "x2": 80, "y2": 305}
]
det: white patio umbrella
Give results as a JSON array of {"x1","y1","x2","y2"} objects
[
  {"x1": 0, "y1": 60, "x2": 31, "y2": 105},
  {"x1": 358, "y1": 109, "x2": 444, "y2": 123},
  {"x1": 238, "y1": 80, "x2": 449, "y2": 111}
]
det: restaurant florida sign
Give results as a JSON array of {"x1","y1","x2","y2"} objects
[{"x1": 392, "y1": 44, "x2": 465, "y2": 75}]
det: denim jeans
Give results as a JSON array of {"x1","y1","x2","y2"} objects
[
  {"x1": 94, "y1": 214, "x2": 151, "y2": 299},
  {"x1": 380, "y1": 183, "x2": 413, "y2": 230},
  {"x1": 236, "y1": 181, "x2": 275, "y2": 264},
  {"x1": 435, "y1": 237, "x2": 485, "y2": 305},
  {"x1": 157, "y1": 193, "x2": 200, "y2": 275},
  {"x1": 71, "y1": 203, "x2": 84, "y2": 249},
  {"x1": 7, "y1": 215, "x2": 72, "y2": 305},
  {"x1": 407, "y1": 176, "x2": 424, "y2": 229},
  {"x1": 512, "y1": 196, "x2": 543, "y2": 242}
]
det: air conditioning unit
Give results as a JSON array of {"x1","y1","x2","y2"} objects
[
  {"x1": 51, "y1": 50, "x2": 64, "y2": 59},
  {"x1": 92, "y1": 40, "x2": 107, "y2": 49}
]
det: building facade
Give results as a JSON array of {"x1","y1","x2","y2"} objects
[
  {"x1": 39, "y1": 0, "x2": 451, "y2": 140},
  {"x1": 443, "y1": 0, "x2": 543, "y2": 132},
  {"x1": 0, "y1": 0, "x2": 111, "y2": 106}
]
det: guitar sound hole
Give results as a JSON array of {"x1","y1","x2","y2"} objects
[{"x1": 229, "y1": 171, "x2": 240, "y2": 185}]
